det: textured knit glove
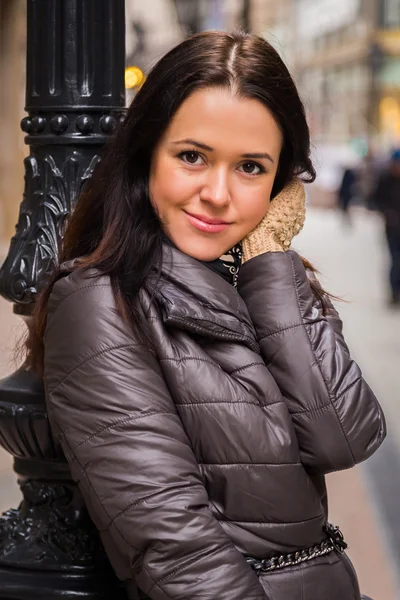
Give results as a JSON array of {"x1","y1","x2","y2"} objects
[{"x1": 242, "y1": 178, "x2": 306, "y2": 262}]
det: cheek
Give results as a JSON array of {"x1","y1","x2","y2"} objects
[
  {"x1": 150, "y1": 161, "x2": 194, "y2": 215},
  {"x1": 240, "y1": 193, "x2": 271, "y2": 232}
]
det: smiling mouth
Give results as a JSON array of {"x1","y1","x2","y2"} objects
[
  {"x1": 185, "y1": 211, "x2": 231, "y2": 225},
  {"x1": 184, "y1": 211, "x2": 231, "y2": 233}
]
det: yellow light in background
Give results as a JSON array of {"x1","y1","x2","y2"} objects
[
  {"x1": 380, "y1": 96, "x2": 400, "y2": 136},
  {"x1": 125, "y1": 66, "x2": 145, "y2": 89}
]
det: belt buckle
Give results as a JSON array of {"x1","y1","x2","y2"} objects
[
  {"x1": 245, "y1": 556, "x2": 265, "y2": 575},
  {"x1": 324, "y1": 523, "x2": 348, "y2": 552}
]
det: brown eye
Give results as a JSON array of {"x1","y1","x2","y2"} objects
[
  {"x1": 180, "y1": 151, "x2": 202, "y2": 165},
  {"x1": 240, "y1": 161, "x2": 262, "y2": 175}
]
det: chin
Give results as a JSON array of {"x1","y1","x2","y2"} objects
[
  {"x1": 173, "y1": 237, "x2": 232, "y2": 262},
  {"x1": 181, "y1": 246, "x2": 222, "y2": 262},
  {"x1": 189, "y1": 250, "x2": 222, "y2": 262}
]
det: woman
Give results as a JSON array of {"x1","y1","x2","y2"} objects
[{"x1": 28, "y1": 31, "x2": 385, "y2": 600}]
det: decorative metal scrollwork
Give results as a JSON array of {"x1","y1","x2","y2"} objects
[
  {"x1": 0, "y1": 480, "x2": 109, "y2": 568},
  {"x1": 0, "y1": 152, "x2": 100, "y2": 305}
]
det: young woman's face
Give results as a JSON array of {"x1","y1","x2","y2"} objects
[{"x1": 149, "y1": 87, "x2": 283, "y2": 261}]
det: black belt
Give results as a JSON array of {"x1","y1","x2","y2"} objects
[{"x1": 245, "y1": 523, "x2": 347, "y2": 575}]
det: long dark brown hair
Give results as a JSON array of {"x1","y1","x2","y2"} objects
[{"x1": 27, "y1": 30, "x2": 322, "y2": 375}]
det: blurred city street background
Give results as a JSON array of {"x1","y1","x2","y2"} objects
[{"x1": 1, "y1": 0, "x2": 400, "y2": 599}]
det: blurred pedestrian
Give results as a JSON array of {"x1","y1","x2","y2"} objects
[
  {"x1": 372, "y1": 148, "x2": 400, "y2": 306},
  {"x1": 26, "y1": 31, "x2": 384, "y2": 600},
  {"x1": 358, "y1": 151, "x2": 378, "y2": 210},
  {"x1": 337, "y1": 166, "x2": 357, "y2": 226},
  {"x1": 337, "y1": 152, "x2": 378, "y2": 227}
]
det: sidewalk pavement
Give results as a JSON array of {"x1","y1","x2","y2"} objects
[{"x1": 0, "y1": 207, "x2": 399, "y2": 599}]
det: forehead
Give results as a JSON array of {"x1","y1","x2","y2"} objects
[{"x1": 162, "y1": 87, "x2": 282, "y2": 156}]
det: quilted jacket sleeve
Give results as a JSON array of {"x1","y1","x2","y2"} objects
[
  {"x1": 238, "y1": 250, "x2": 386, "y2": 474},
  {"x1": 44, "y1": 270, "x2": 267, "y2": 600}
]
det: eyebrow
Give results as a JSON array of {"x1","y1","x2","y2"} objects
[{"x1": 172, "y1": 138, "x2": 275, "y2": 164}]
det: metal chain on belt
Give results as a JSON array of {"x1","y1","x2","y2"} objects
[{"x1": 245, "y1": 523, "x2": 348, "y2": 575}]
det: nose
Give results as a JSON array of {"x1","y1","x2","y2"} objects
[{"x1": 199, "y1": 166, "x2": 230, "y2": 208}]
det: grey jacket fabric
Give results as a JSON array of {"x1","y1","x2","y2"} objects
[{"x1": 44, "y1": 246, "x2": 385, "y2": 600}]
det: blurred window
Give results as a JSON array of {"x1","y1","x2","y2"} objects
[
  {"x1": 380, "y1": 57, "x2": 400, "y2": 88},
  {"x1": 382, "y1": 0, "x2": 400, "y2": 28}
]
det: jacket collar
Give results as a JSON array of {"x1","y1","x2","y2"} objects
[{"x1": 150, "y1": 244, "x2": 259, "y2": 353}]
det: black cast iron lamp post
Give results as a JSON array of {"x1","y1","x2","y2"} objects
[{"x1": 0, "y1": 2, "x2": 128, "y2": 598}]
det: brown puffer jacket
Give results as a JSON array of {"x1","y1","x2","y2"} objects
[{"x1": 44, "y1": 247, "x2": 385, "y2": 600}]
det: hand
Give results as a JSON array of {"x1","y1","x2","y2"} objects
[{"x1": 242, "y1": 178, "x2": 306, "y2": 262}]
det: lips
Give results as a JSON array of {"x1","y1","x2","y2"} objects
[
  {"x1": 184, "y1": 211, "x2": 231, "y2": 234},
  {"x1": 186, "y1": 212, "x2": 230, "y2": 225}
]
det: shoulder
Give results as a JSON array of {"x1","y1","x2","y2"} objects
[
  {"x1": 44, "y1": 267, "x2": 136, "y2": 388},
  {"x1": 47, "y1": 266, "x2": 113, "y2": 319}
]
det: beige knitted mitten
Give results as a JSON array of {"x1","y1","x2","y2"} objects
[{"x1": 242, "y1": 178, "x2": 306, "y2": 262}]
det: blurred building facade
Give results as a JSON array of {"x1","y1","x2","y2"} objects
[
  {"x1": 251, "y1": 0, "x2": 400, "y2": 153},
  {"x1": 295, "y1": 0, "x2": 376, "y2": 147},
  {"x1": 378, "y1": 0, "x2": 400, "y2": 148},
  {"x1": 250, "y1": 0, "x2": 297, "y2": 69}
]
